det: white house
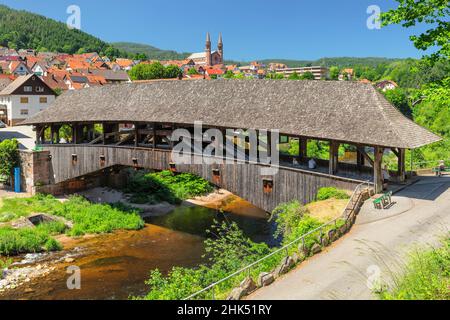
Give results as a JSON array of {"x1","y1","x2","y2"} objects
[{"x1": 0, "y1": 74, "x2": 56, "y2": 126}]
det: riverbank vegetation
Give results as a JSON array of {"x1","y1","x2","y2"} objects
[
  {"x1": 0, "y1": 139, "x2": 20, "y2": 182},
  {"x1": 0, "y1": 195, "x2": 144, "y2": 255},
  {"x1": 139, "y1": 189, "x2": 347, "y2": 300},
  {"x1": 124, "y1": 170, "x2": 214, "y2": 205},
  {"x1": 378, "y1": 235, "x2": 449, "y2": 300}
]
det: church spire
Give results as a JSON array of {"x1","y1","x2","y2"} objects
[
  {"x1": 217, "y1": 33, "x2": 223, "y2": 64},
  {"x1": 205, "y1": 32, "x2": 212, "y2": 66}
]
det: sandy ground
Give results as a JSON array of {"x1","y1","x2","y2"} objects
[{"x1": 306, "y1": 199, "x2": 348, "y2": 222}]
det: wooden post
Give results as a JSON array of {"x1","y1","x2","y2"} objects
[
  {"x1": 152, "y1": 122, "x2": 157, "y2": 149},
  {"x1": 356, "y1": 148, "x2": 365, "y2": 170},
  {"x1": 374, "y1": 146, "x2": 384, "y2": 193},
  {"x1": 134, "y1": 123, "x2": 139, "y2": 147},
  {"x1": 397, "y1": 148, "x2": 406, "y2": 182},
  {"x1": 329, "y1": 141, "x2": 339, "y2": 175},
  {"x1": 299, "y1": 137, "x2": 307, "y2": 161}
]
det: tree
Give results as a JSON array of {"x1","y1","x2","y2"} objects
[
  {"x1": 300, "y1": 72, "x2": 315, "y2": 80},
  {"x1": 0, "y1": 139, "x2": 20, "y2": 180},
  {"x1": 187, "y1": 68, "x2": 199, "y2": 75},
  {"x1": 381, "y1": 0, "x2": 450, "y2": 62},
  {"x1": 223, "y1": 70, "x2": 234, "y2": 79},
  {"x1": 329, "y1": 66, "x2": 340, "y2": 80},
  {"x1": 164, "y1": 65, "x2": 182, "y2": 79},
  {"x1": 288, "y1": 71, "x2": 300, "y2": 80},
  {"x1": 382, "y1": 88, "x2": 412, "y2": 117}
]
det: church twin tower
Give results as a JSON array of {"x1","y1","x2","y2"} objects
[{"x1": 205, "y1": 32, "x2": 223, "y2": 66}]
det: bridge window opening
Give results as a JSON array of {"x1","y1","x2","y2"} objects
[
  {"x1": 169, "y1": 162, "x2": 177, "y2": 173},
  {"x1": 263, "y1": 178, "x2": 273, "y2": 194},
  {"x1": 58, "y1": 124, "x2": 73, "y2": 144},
  {"x1": 100, "y1": 155, "x2": 106, "y2": 167},
  {"x1": 212, "y1": 168, "x2": 221, "y2": 184},
  {"x1": 71, "y1": 154, "x2": 78, "y2": 165},
  {"x1": 132, "y1": 158, "x2": 138, "y2": 167}
]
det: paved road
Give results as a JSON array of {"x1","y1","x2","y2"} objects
[{"x1": 248, "y1": 176, "x2": 450, "y2": 300}]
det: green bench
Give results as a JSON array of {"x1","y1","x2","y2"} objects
[
  {"x1": 373, "y1": 191, "x2": 393, "y2": 210},
  {"x1": 432, "y1": 167, "x2": 450, "y2": 176}
]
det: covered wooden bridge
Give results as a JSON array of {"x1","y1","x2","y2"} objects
[{"x1": 22, "y1": 80, "x2": 440, "y2": 212}]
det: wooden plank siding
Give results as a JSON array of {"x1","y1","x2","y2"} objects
[{"x1": 43, "y1": 145, "x2": 365, "y2": 212}]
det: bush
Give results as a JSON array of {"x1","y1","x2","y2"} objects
[
  {"x1": 0, "y1": 194, "x2": 145, "y2": 236},
  {"x1": 317, "y1": 187, "x2": 350, "y2": 201},
  {"x1": 0, "y1": 226, "x2": 62, "y2": 255},
  {"x1": 0, "y1": 139, "x2": 20, "y2": 179},
  {"x1": 378, "y1": 237, "x2": 449, "y2": 300},
  {"x1": 124, "y1": 170, "x2": 214, "y2": 204}
]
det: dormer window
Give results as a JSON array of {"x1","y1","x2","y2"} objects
[{"x1": 24, "y1": 86, "x2": 32, "y2": 92}]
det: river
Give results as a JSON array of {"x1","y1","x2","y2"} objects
[{"x1": 0, "y1": 194, "x2": 274, "y2": 300}]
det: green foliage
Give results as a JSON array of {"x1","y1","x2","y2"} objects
[
  {"x1": 140, "y1": 221, "x2": 272, "y2": 300},
  {"x1": 0, "y1": 194, "x2": 144, "y2": 236},
  {"x1": 300, "y1": 72, "x2": 315, "y2": 80},
  {"x1": 317, "y1": 187, "x2": 350, "y2": 201},
  {"x1": 288, "y1": 72, "x2": 300, "y2": 80},
  {"x1": 0, "y1": 257, "x2": 12, "y2": 269},
  {"x1": 0, "y1": 225, "x2": 62, "y2": 255},
  {"x1": 265, "y1": 72, "x2": 285, "y2": 80},
  {"x1": 124, "y1": 170, "x2": 214, "y2": 205},
  {"x1": 187, "y1": 68, "x2": 199, "y2": 75},
  {"x1": 381, "y1": 0, "x2": 450, "y2": 62},
  {"x1": 329, "y1": 66, "x2": 340, "y2": 80},
  {"x1": 0, "y1": 5, "x2": 126, "y2": 58},
  {"x1": 223, "y1": 70, "x2": 234, "y2": 79},
  {"x1": 379, "y1": 236, "x2": 449, "y2": 300},
  {"x1": 382, "y1": 88, "x2": 412, "y2": 117},
  {"x1": 0, "y1": 139, "x2": 20, "y2": 179},
  {"x1": 113, "y1": 42, "x2": 189, "y2": 60},
  {"x1": 271, "y1": 201, "x2": 309, "y2": 240},
  {"x1": 128, "y1": 62, "x2": 182, "y2": 80}
]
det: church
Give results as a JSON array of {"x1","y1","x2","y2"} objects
[{"x1": 188, "y1": 33, "x2": 223, "y2": 66}]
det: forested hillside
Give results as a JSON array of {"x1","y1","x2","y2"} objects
[
  {"x1": 112, "y1": 42, "x2": 189, "y2": 60},
  {"x1": 0, "y1": 5, "x2": 126, "y2": 57}
]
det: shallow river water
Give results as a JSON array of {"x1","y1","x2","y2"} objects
[{"x1": 0, "y1": 196, "x2": 273, "y2": 300}]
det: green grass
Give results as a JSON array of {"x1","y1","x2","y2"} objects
[
  {"x1": 316, "y1": 187, "x2": 350, "y2": 201},
  {"x1": 0, "y1": 194, "x2": 145, "y2": 255},
  {"x1": 124, "y1": 170, "x2": 214, "y2": 205},
  {"x1": 378, "y1": 236, "x2": 450, "y2": 300},
  {"x1": 0, "y1": 224, "x2": 62, "y2": 255}
]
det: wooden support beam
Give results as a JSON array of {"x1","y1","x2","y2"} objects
[
  {"x1": 397, "y1": 148, "x2": 406, "y2": 182},
  {"x1": 356, "y1": 148, "x2": 365, "y2": 170},
  {"x1": 357, "y1": 146, "x2": 374, "y2": 167},
  {"x1": 391, "y1": 148, "x2": 400, "y2": 158},
  {"x1": 329, "y1": 141, "x2": 339, "y2": 175},
  {"x1": 134, "y1": 123, "x2": 139, "y2": 147},
  {"x1": 374, "y1": 146, "x2": 384, "y2": 193},
  {"x1": 299, "y1": 137, "x2": 307, "y2": 161},
  {"x1": 152, "y1": 122, "x2": 157, "y2": 149}
]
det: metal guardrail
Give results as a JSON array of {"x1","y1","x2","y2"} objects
[{"x1": 184, "y1": 180, "x2": 373, "y2": 300}]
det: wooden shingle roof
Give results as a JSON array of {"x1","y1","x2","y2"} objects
[{"x1": 23, "y1": 80, "x2": 441, "y2": 149}]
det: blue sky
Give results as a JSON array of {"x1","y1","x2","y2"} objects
[{"x1": 0, "y1": 0, "x2": 429, "y2": 61}]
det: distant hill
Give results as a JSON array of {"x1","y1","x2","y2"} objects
[
  {"x1": 112, "y1": 42, "x2": 190, "y2": 60},
  {"x1": 0, "y1": 4, "x2": 123, "y2": 57},
  {"x1": 258, "y1": 57, "x2": 406, "y2": 68}
]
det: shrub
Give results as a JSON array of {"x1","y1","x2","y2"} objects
[
  {"x1": 0, "y1": 139, "x2": 20, "y2": 178},
  {"x1": 378, "y1": 237, "x2": 449, "y2": 300},
  {"x1": 124, "y1": 170, "x2": 214, "y2": 204},
  {"x1": 0, "y1": 226, "x2": 62, "y2": 255},
  {"x1": 317, "y1": 187, "x2": 350, "y2": 201}
]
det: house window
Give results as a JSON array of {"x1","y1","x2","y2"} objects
[
  {"x1": 24, "y1": 86, "x2": 32, "y2": 92},
  {"x1": 20, "y1": 109, "x2": 29, "y2": 115},
  {"x1": 36, "y1": 86, "x2": 45, "y2": 93},
  {"x1": 20, "y1": 97, "x2": 29, "y2": 103},
  {"x1": 39, "y1": 97, "x2": 48, "y2": 103}
]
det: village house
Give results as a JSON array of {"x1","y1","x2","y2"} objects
[
  {"x1": 375, "y1": 80, "x2": 398, "y2": 92},
  {"x1": 0, "y1": 74, "x2": 56, "y2": 126},
  {"x1": 339, "y1": 68, "x2": 354, "y2": 81}
]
